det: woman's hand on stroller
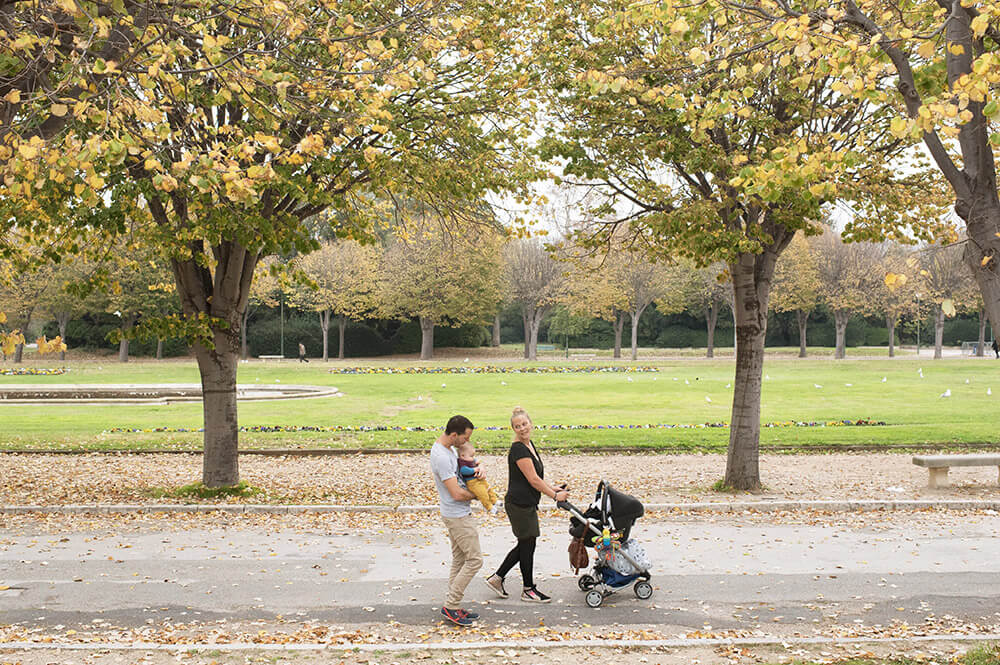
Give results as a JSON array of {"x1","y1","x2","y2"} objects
[{"x1": 554, "y1": 484, "x2": 570, "y2": 503}]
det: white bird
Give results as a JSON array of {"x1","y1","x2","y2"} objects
[
  {"x1": 988, "y1": 388, "x2": 993, "y2": 396},
  {"x1": 684, "y1": 379, "x2": 689, "y2": 385},
  {"x1": 940, "y1": 389, "x2": 951, "y2": 398},
  {"x1": 845, "y1": 383, "x2": 852, "y2": 387},
  {"x1": 705, "y1": 396, "x2": 712, "y2": 402},
  {"x1": 417, "y1": 395, "x2": 423, "y2": 400},
  {"x1": 275, "y1": 379, "x2": 280, "y2": 383},
  {"x1": 501, "y1": 381, "x2": 507, "y2": 386},
  {"x1": 965, "y1": 379, "x2": 970, "y2": 384},
  {"x1": 725, "y1": 383, "x2": 731, "y2": 388},
  {"x1": 626, "y1": 377, "x2": 633, "y2": 382},
  {"x1": 673, "y1": 377, "x2": 678, "y2": 381},
  {"x1": 652, "y1": 377, "x2": 657, "y2": 381},
  {"x1": 918, "y1": 368, "x2": 924, "y2": 378},
  {"x1": 255, "y1": 377, "x2": 259, "y2": 382},
  {"x1": 881, "y1": 377, "x2": 887, "y2": 383},
  {"x1": 814, "y1": 383, "x2": 823, "y2": 389},
  {"x1": 765, "y1": 374, "x2": 771, "y2": 380},
  {"x1": 464, "y1": 357, "x2": 469, "y2": 363},
  {"x1": 441, "y1": 383, "x2": 447, "y2": 388}
]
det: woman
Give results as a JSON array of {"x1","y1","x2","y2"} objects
[{"x1": 484, "y1": 406, "x2": 569, "y2": 603}]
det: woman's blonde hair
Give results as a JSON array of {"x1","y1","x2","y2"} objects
[{"x1": 510, "y1": 406, "x2": 530, "y2": 426}]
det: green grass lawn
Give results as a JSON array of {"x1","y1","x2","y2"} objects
[{"x1": 0, "y1": 351, "x2": 997, "y2": 451}]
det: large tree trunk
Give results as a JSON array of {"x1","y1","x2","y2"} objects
[
  {"x1": 419, "y1": 316, "x2": 435, "y2": 360},
  {"x1": 612, "y1": 310, "x2": 625, "y2": 359},
  {"x1": 977, "y1": 307, "x2": 987, "y2": 357},
  {"x1": 56, "y1": 312, "x2": 70, "y2": 361},
  {"x1": 725, "y1": 252, "x2": 775, "y2": 491},
  {"x1": 886, "y1": 312, "x2": 897, "y2": 358},
  {"x1": 933, "y1": 306, "x2": 945, "y2": 359},
  {"x1": 194, "y1": 338, "x2": 240, "y2": 488},
  {"x1": 162, "y1": 228, "x2": 259, "y2": 488},
  {"x1": 706, "y1": 302, "x2": 719, "y2": 358},
  {"x1": 833, "y1": 310, "x2": 850, "y2": 359},
  {"x1": 796, "y1": 310, "x2": 809, "y2": 358},
  {"x1": 13, "y1": 343, "x2": 23, "y2": 363},
  {"x1": 338, "y1": 314, "x2": 346, "y2": 360},
  {"x1": 521, "y1": 306, "x2": 548, "y2": 360},
  {"x1": 156, "y1": 338, "x2": 163, "y2": 360},
  {"x1": 492, "y1": 314, "x2": 501, "y2": 347}
]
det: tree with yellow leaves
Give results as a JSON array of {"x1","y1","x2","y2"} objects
[
  {"x1": 290, "y1": 239, "x2": 379, "y2": 361},
  {"x1": 917, "y1": 240, "x2": 980, "y2": 359},
  {"x1": 742, "y1": 0, "x2": 1000, "y2": 357},
  {"x1": 2, "y1": 1, "x2": 536, "y2": 485},
  {"x1": 379, "y1": 216, "x2": 504, "y2": 360},
  {"x1": 771, "y1": 233, "x2": 822, "y2": 358},
  {"x1": 532, "y1": 2, "x2": 944, "y2": 488}
]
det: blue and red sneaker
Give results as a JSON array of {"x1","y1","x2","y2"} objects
[{"x1": 440, "y1": 607, "x2": 475, "y2": 626}]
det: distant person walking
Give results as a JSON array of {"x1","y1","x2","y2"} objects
[
  {"x1": 430, "y1": 415, "x2": 484, "y2": 626},
  {"x1": 993, "y1": 338, "x2": 999, "y2": 359},
  {"x1": 298, "y1": 342, "x2": 308, "y2": 362}
]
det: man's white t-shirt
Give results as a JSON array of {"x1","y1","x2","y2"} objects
[{"x1": 430, "y1": 441, "x2": 471, "y2": 518}]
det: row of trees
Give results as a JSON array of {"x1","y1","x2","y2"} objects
[
  {"x1": 4, "y1": 0, "x2": 999, "y2": 491},
  {"x1": 3, "y1": 224, "x2": 986, "y2": 364}
]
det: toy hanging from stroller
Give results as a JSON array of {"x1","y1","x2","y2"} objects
[{"x1": 558, "y1": 479, "x2": 653, "y2": 608}]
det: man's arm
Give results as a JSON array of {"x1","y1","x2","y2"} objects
[{"x1": 443, "y1": 476, "x2": 475, "y2": 501}]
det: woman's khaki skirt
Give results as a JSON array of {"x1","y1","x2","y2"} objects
[{"x1": 505, "y1": 501, "x2": 540, "y2": 539}]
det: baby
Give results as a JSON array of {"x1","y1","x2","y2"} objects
[{"x1": 457, "y1": 440, "x2": 501, "y2": 514}]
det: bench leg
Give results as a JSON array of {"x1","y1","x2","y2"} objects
[
  {"x1": 997, "y1": 466, "x2": 1000, "y2": 485},
  {"x1": 928, "y1": 467, "x2": 949, "y2": 489}
]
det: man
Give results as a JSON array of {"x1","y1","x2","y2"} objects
[
  {"x1": 298, "y1": 342, "x2": 308, "y2": 362},
  {"x1": 993, "y1": 338, "x2": 999, "y2": 359},
  {"x1": 429, "y1": 415, "x2": 484, "y2": 626}
]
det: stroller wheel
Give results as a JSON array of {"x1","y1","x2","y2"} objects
[
  {"x1": 585, "y1": 589, "x2": 604, "y2": 608},
  {"x1": 634, "y1": 580, "x2": 653, "y2": 600},
  {"x1": 578, "y1": 574, "x2": 596, "y2": 591}
]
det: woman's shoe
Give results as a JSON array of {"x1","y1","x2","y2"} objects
[
  {"x1": 484, "y1": 573, "x2": 508, "y2": 598},
  {"x1": 521, "y1": 586, "x2": 551, "y2": 603}
]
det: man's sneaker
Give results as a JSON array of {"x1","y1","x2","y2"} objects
[
  {"x1": 521, "y1": 587, "x2": 551, "y2": 603},
  {"x1": 489, "y1": 501, "x2": 501, "y2": 516},
  {"x1": 463, "y1": 609, "x2": 480, "y2": 620},
  {"x1": 484, "y1": 574, "x2": 508, "y2": 598},
  {"x1": 440, "y1": 607, "x2": 474, "y2": 626}
]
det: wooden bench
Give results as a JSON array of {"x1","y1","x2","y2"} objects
[
  {"x1": 570, "y1": 353, "x2": 596, "y2": 359},
  {"x1": 912, "y1": 454, "x2": 1000, "y2": 488},
  {"x1": 536, "y1": 344, "x2": 556, "y2": 351},
  {"x1": 258, "y1": 355, "x2": 286, "y2": 361}
]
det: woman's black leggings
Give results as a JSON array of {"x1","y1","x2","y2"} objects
[{"x1": 496, "y1": 537, "x2": 537, "y2": 588}]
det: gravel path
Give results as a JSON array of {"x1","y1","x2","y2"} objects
[{"x1": 3, "y1": 452, "x2": 1000, "y2": 506}]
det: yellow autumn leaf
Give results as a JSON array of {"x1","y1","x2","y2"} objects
[
  {"x1": 363, "y1": 146, "x2": 378, "y2": 163},
  {"x1": 942, "y1": 298, "x2": 956, "y2": 317},
  {"x1": 917, "y1": 40, "x2": 935, "y2": 59},
  {"x1": 670, "y1": 18, "x2": 690, "y2": 34},
  {"x1": 983, "y1": 254, "x2": 993, "y2": 265},
  {"x1": 4, "y1": 89, "x2": 21, "y2": 104},
  {"x1": 51, "y1": 103, "x2": 68, "y2": 117},
  {"x1": 17, "y1": 143, "x2": 38, "y2": 160}
]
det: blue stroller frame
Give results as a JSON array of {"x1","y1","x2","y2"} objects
[{"x1": 558, "y1": 480, "x2": 653, "y2": 608}]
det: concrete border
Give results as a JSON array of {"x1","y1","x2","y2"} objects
[
  {"x1": 2, "y1": 633, "x2": 1000, "y2": 652},
  {"x1": 3, "y1": 499, "x2": 1000, "y2": 515}
]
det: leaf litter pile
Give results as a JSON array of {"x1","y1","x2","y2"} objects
[{"x1": 4, "y1": 452, "x2": 1000, "y2": 506}]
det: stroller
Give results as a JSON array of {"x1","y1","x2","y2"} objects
[{"x1": 558, "y1": 480, "x2": 653, "y2": 608}]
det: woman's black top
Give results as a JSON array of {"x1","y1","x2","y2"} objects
[{"x1": 506, "y1": 440, "x2": 543, "y2": 507}]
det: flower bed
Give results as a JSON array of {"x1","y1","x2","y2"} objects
[{"x1": 327, "y1": 365, "x2": 659, "y2": 374}]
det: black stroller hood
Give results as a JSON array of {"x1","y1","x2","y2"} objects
[{"x1": 569, "y1": 482, "x2": 644, "y2": 544}]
